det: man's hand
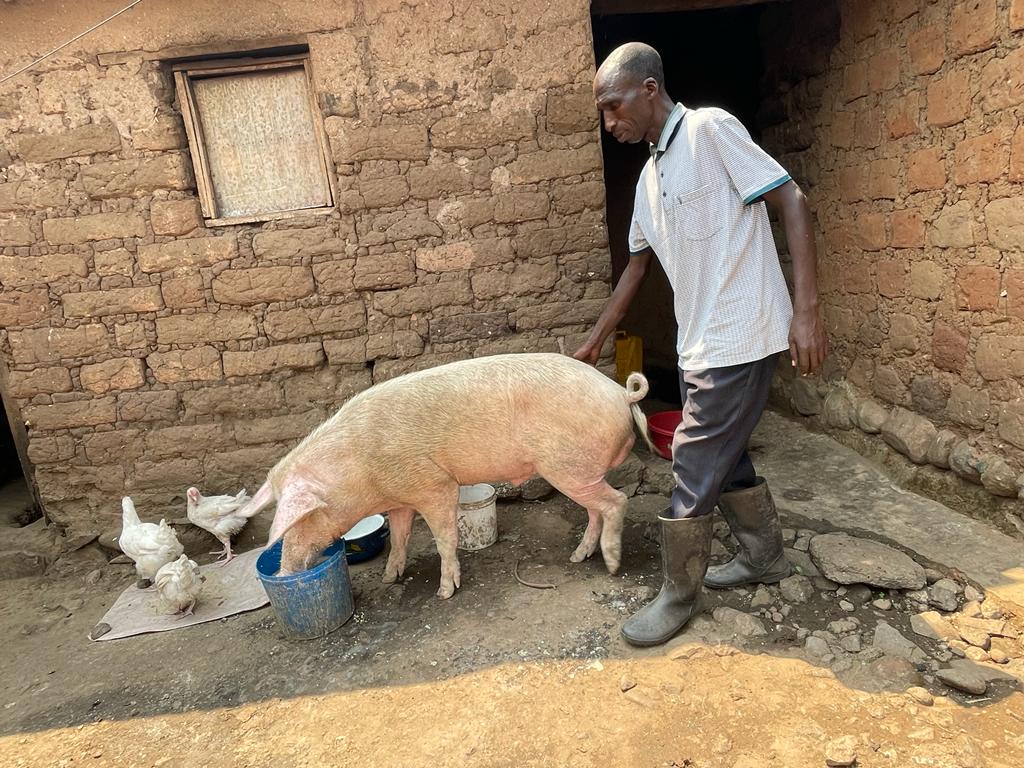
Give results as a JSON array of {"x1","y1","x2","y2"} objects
[
  {"x1": 788, "y1": 305, "x2": 828, "y2": 376},
  {"x1": 572, "y1": 340, "x2": 602, "y2": 366}
]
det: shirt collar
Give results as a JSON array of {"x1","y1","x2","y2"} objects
[{"x1": 650, "y1": 103, "x2": 686, "y2": 158}]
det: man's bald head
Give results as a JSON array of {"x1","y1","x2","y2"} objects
[{"x1": 596, "y1": 42, "x2": 665, "y2": 90}]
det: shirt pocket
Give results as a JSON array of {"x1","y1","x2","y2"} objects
[{"x1": 675, "y1": 183, "x2": 722, "y2": 241}]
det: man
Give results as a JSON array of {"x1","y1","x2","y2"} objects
[{"x1": 575, "y1": 42, "x2": 828, "y2": 647}]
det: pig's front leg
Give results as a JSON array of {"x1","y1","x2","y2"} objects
[
  {"x1": 382, "y1": 507, "x2": 415, "y2": 584},
  {"x1": 417, "y1": 495, "x2": 461, "y2": 599}
]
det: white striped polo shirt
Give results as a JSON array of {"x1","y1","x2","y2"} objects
[{"x1": 629, "y1": 103, "x2": 794, "y2": 371}]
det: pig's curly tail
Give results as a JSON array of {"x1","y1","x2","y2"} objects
[{"x1": 624, "y1": 372, "x2": 649, "y2": 403}]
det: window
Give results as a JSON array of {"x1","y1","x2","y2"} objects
[{"x1": 173, "y1": 54, "x2": 334, "y2": 226}]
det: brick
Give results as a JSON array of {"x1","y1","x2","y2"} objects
[
  {"x1": 946, "y1": 384, "x2": 991, "y2": 429},
  {"x1": 352, "y1": 253, "x2": 416, "y2": 290},
  {"x1": 1006, "y1": 270, "x2": 1024, "y2": 319},
  {"x1": 429, "y1": 311, "x2": 508, "y2": 343},
  {"x1": 407, "y1": 164, "x2": 475, "y2": 199},
  {"x1": 956, "y1": 265, "x2": 1000, "y2": 310},
  {"x1": 843, "y1": 0, "x2": 879, "y2": 41},
  {"x1": 82, "y1": 430, "x2": 143, "y2": 464},
  {"x1": 953, "y1": 132, "x2": 1007, "y2": 185},
  {"x1": 506, "y1": 146, "x2": 602, "y2": 184},
  {"x1": 552, "y1": 181, "x2": 605, "y2": 214},
  {"x1": 372, "y1": 279, "x2": 473, "y2": 316},
  {"x1": 147, "y1": 346, "x2": 222, "y2": 383},
  {"x1": 908, "y1": 25, "x2": 945, "y2": 76},
  {"x1": 6, "y1": 367, "x2": 72, "y2": 398},
  {"x1": 234, "y1": 410, "x2": 325, "y2": 445},
  {"x1": 62, "y1": 286, "x2": 162, "y2": 317},
  {"x1": 515, "y1": 224, "x2": 605, "y2": 259},
  {"x1": 830, "y1": 111, "x2": 855, "y2": 149},
  {"x1": 0, "y1": 288, "x2": 50, "y2": 327},
  {"x1": 132, "y1": 457, "x2": 203, "y2": 490},
  {"x1": 15, "y1": 121, "x2": 121, "y2": 163},
  {"x1": 843, "y1": 260, "x2": 875, "y2": 294},
  {"x1": 79, "y1": 357, "x2": 146, "y2": 394},
  {"x1": 155, "y1": 311, "x2": 257, "y2": 344},
  {"x1": 312, "y1": 260, "x2": 355, "y2": 294},
  {"x1": 251, "y1": 227, "x2": 345, "y2": 259},
  {"x1": 949, "y1": 0, "x2": 998, "y2": 57},
  {"x1": 358, "y1": 176, "x2": 410, "y2": 208},
  {"x1": 36, "y1": 464, "x2": 124, "y2": 500},
  {"x1": 415, "y1": 242, "x2": 475, "y2": 272},
  {"x1": 998, "y1": 402, "x2": 1024, "y2": 450},
  {"x1": 510, "y1": 260, "x2": 559, "y2": 295},
  {"x1": 264, "y1": 302, "x2": 366, "y2": 341},
  {"x1": 907, "y1": 147, "x2": 945, "y2": 192},
  {"x1": 182, "y1": 383, "x2": 283, "y2": 418},
  {"x1": 1012, "y1": 126, "x2": 1024, "y2": 182},
  {"x1": 131, "y1": 116, "x2": 186, "y2": 151},
  {"x1": 94, "y1": 248, "x2": 134, "y2": 277},
  {"x1": 323, "y1": 337, "x2": 368, "y2": 364},
  {"x1": 366, "y1": 330, "x2": 424, "y2": 359},
  {"x1": 27, "y1": 434, "x2": 76, "y2": 464},
  {"x1": 212, "y1": 266, "x2": 315, "y2": 305},
  {"x1": 429, "y1": 111, "x2": 534, "y2": 150},
  {"x1": 910, "y1": 376, "x2": 947, "y2": 417},
  {"x1": 326, "y1": 121, "x2": 429, "y2": 161},
  {"x1": 842, "y1": 60, "x2": 868, "y2": 102},
  {"x1": 868, "y1": 158, "x2": 900, "y2": 200},
  {"x1": 932, "y1": 321, "x2": 967, "y2": 372},
  {"x1": 9, "y1": 324, "x2": 108, "y2": 364},
  {"x1": 853, "y1": 107, "x2": 881, "y2": 148},
  {"x1": 150, "y1": 198, "x2": 203, "y2": 236},
  {"x1": 976, "y1": 335, "x2": 1024, "y2": 380},
  {"x1": 1014, "y1": 0, "x2": 1024, "y2": 29},
  {"x1": 137, "y1": 236, "x2": 237, "y2": 272},
  {"x1": 515, "y1": 298, "x2": 606, "y2": 331},
  {"x1": 910, "y1": 261, "x2": 945, "y2": 300},
  {"x1": 161, "y1": 274, "x2": 206, "y2": 309},
  {"x1": 546, "y1": 87, "x2": 595, "y2": 134},
  {"x1": 867, "y1": 49, "x2": 899, "y2": 92},
  {"x1": 0, "y1": 179, "x2": 67, "y2": 211},
  {"x1": 139, "y1": 424, "x2": 231, "y2": 460},
  {"x1": 114, "y1": 321, "x2": 148, "y2": 350},
  {"x1": 494, "y1": 192, "x2": 550, "y2": 223},
  {"x1": 839, "y1": 165, "x2": 868, "y2": 202},
  {"x1": 885, "y1": 92, "x2": 920, "y2": 139},
  {"x1": 362, "y1": 208, "x2": 442, "y2": 244},
  {"x1": 43, "y1": 212, "x2": 146, "y2": 244},
  {"x1": 872, "y1": 365, "x2": 907, "y2": 405},
  {"x1": 0, "y1": 219, "x2": 33, "y2": 246},
  {"x1": 877, "y1": 260, "x2": 906, "y2": 298},
  {"x1": 0, "y1": 254, "x2": 89, "y2": 286},
  {"x1": 979, "y1": 46, "x2": 1024, "y2": 113},
  {"x1": 117, "y1": 390, "x2": 179, "y2": 422},
  {"x1": 204, "y1": 446, "x2": 285, "y2": 481},
  {"x1": 223, "y1": 342, "x2": 325, "y2": 377},
  {"x1": 284, "y1": 367, "x2": 371, "y2": 406},
  {"x1": 984, "y1": 196, "x2": 1024, "y2": 250},
  {"x1": 854, "y1": 213, "x2": 887, "y2": 251},
  {"x1": 927, "y1": 69, "x2": 971, "y2": 128},
  {"x1": 81, "y1": 155, "x2": 192, "y2": 198},
  {"x1": 891, "y1": 210, "x2": 925, "y2": 248},
  {"x1": 929, "y1": 201, "x2": 974, "y2": 248},
  {"x1": 24, "y1": 397, "x2": 116, "y2": 430}
]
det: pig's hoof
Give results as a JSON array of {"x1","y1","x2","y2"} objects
[
  {"x1": 604, "y1": 559, "x2": 621, "y2": 575},
  {"x1": 436, "y1": 583, "x2": 456, "y2": 599},
  {"x1": 382, "y1": 570, "x2": 398, "y2": 585}
]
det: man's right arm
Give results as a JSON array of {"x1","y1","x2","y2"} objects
[{"x1": 572, "y1": 249, "x2": 653, "y2": 365}]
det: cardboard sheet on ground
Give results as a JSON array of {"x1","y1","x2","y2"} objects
[{"x1": 89, "y1": 547, "x2": 269, "y2": 642}]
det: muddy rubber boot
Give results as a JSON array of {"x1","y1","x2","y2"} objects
[
  {"x1": 704, "y1": 477, "x2": 791, "y2": 589},
  {"x1": 621, "y1": 514, "x2": 712, "y2": 647}
]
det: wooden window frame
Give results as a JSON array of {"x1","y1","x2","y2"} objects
[{"x1": 172, "y1": 54, "x2": 336, "y2": 227}]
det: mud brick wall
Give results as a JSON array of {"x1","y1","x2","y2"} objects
[
  {"x1": 758, "y1": 0, "x2": 1024, "y2": 511},
  {"x1": 0, "y1": 0, "x2": 611, "y2": 533}
]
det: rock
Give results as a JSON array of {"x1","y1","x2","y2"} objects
[
  {"x1": 809, "y1": 534, "x2": 926, "y2": 589},
  {"x1": 98, "y1": 526, "x2": 123, "y2": 554},
  {"x1": 867, "y1": 655, "x2": 923, "y2": 689},
  {"x1": 873, "y1": 621, "x2": 927, "y2": 662},
  {"x1": 606, "y1": 453, "x2": 645, "y2": 490},
  {"x1": 793, "y1": 531, "x2": 813, "y2": 552},
  {"x1": 85, "y1": 568, "x2": 104, "y2": 586},
  {"x1": 784, "y1": 548, "x2": 821, "y2": 579},
  {"x1": 948, "y1": 657, "x2": 1019, "y2": 684},
  {"x1": 619, "y1": 676, "x2": 636, "y2": 692},
  {"x1": 928, "y1": 579, "x2": 961, "y2": 612},
  {"x1": 823, "y1": 387, "x2": 854, "y2": 429},
  {"x1": 949, "y1": 440, "x2": 985, "y2": 484},
  {"x1": 910, "y1": 611, "x2": 960, "y2": 642},
  {"x1": 981, "y1": 458, "x2": 1019, "y2": 497},
  {"x1": 796, "y1": 627, "x2": 810, "y2": 642},
  {"x1": 872, "y1": 599, "x2": 892, "y2": 610},
  {"x1": 710, "y1": 539, "x2": 729, "y2": 558},
  {"x1": 827, "y1": 618, "x2": 859, "y2": 634},
  {"x1": 781, "y1": 528, "x2": 796, "y2": 544},
  {"x1": 840, "y1": 635, "x2": 862, "y2": 653},
  {"x1": 520, "y1": 477, "x2": 554, "y2": 501},
  {"x1": 936, "y1": 666, "x2": 987, "y2": 695},
  {"x1": 839, "y1": 600, "x2": 855, "y2": 611},
  {"x1": 804, "y1": 635, "x2": 831, "y2": 657},
  {"x1": 990, "y1": 637, "x2": 1023, "y2": 660},
  {"x1": 638, "y1": 458, "x2": 674, "y2": 495},
  {"x1": 771, "y1": 611, "x2": 783, "y2": 623},
  {"x1": 847, "y1": 585, "x2": 873, "y2": 604},
  {"x1": 957, "y1": 616, "x2": 1016, "y2": 639},
  {"x1": 623, "y1": 686, "x2": 661, "y2": 708},
  {"x1": 815, "y1": 576, "x2": 841, "y2": 591},
  {"x1": 791, "y1": 377, "x2": 822, "y2": 415},
  {"x1": 948, "y1": 640, "x2": 968, "y2": 657},
  {"x1": 906, "y1": 686, "x2": 934, "y2": 705},
  {"x1": 750, "y1": 586, "x2": 774, "y2": 608},
  {"x1": 923, "y1": 568, "x2": 944, "y2": 584},
  {"x1": 0, "y1": 549, "x2": 51, "y2": 580},
  {"x1": 491, "y1": 481, "x2": 522, "y2": 500},
  {"x1": 712, "y1": 607, "x2": 767, "y2": 637},
  {"x1": 779, "y1": 574, "x2": 814, "y2": 603},
  {"x1": 63, "y1": 532, "x2": 99, "y2": 552},
  {"x1": 989, "y1": 648, "x2": 1010, "y2": 664},
  {"x1": 824, "y1": 735, "x2": 858, "y2": 766},
  {"x1": 853, "y1": 399, "x2": 888, "y2": 434},
  {"x1": 964, "y1": 646, "x2": 990, "y2": 662},
  {"x1": 964, "y1": 584, "x2": 984, "y2": 603},
  {"x1": 881, "y1": 407, "x2": 937, "y2": 464},
  {"x1": 958, "y1": 626, "x2": 992, "y2": 650},
  {"x1": 905, "y1": 588, "x2": 929, "y2": 604},
  {"x1": 925, "y1": 429, "x2": 957, "y2": 469}
]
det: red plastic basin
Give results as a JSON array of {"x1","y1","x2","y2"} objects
[{"x1": 646, "y1": 410, "x2": 682, "y2": 460}]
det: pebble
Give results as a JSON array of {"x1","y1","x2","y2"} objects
[
  {"x1": 847, "y1": 585, "x2": 873, "y2": 604},
  {"x1": 619, "y1": 676, "x2": 636, "y2": 692},
  {"x1": 964, "y1": 585, "x2": 984, "y2": 603},
  {"x1": 928, "y1": 579, "x2": 961, "y2": 612},
  {"x1": 827, "y1": 618, "x2": 859, "y2": 635},
  {"x1": 779, "y1": 574, "x2": 814, "y2": 603},
  {"x1": 824, "y1": 735, "x2": 858, "y2": 766},
  {"x1": 959, "y1": 627, "x2": 992, "y2": 650},
  {"x1": 85, "y1": 569, "x2": 104, "y2": 586},
  {"x1": 948, "y1": 640, "x2": 968, "y2": 657},
  {"x1": 906, "y1": 686, "x2": 934, "y2": 706},
  {"x1": 964, "y1": 646, "x2": 990, "y2": 663},
  {"x1": 936, "y1": 667, "x2": 987, "y2": 695},
  {"x1": 771, "y1": 611, "x2": 784, "y2": 624},
  {"x1": 988, "y1": 648, "x2": 1010, "y2": 664},
  {"x1": 804, "y1": 636, "x2": 830, "y2": 658},
  {"x1": 872, "y1": 598, "x2": 892, "y2": 610},
  {"x1": 923, "y1": 568, "x2": 944, "y2": 584},
  {"x1": 750, "y1": 586, "x2": 774, "y2": 608},
  {"x1": 840, "y1": 635, "x2": 862, "y2": 653},
  {"x1": 796, "y1": 628, "x2": 810, "y2": 642},
  {"x1": 960, "y1": 600, "x2": 983, "y2": 618},
  {"x1": 839, "y1": 600, "x2": 855, "y2": 612}
]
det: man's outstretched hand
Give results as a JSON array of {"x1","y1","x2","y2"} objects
[
  {"x1": 572, "y1": 340, "x2": 601, "y2": 366},
  {"x1": 788, "y1": 306, "x2": 829, "y2": 376}
]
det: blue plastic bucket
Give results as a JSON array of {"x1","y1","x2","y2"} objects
[
  {"x1": 342, "y1": 514, "x2": 390, "y2": 564},
  {"x1": 255, "y1": 539, "x2": 354, "y2": 640}
]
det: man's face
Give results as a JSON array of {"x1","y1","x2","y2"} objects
[{"x1": 593, "y1": 71, "x2": 655, "y2": 144}]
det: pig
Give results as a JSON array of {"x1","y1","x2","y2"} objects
[{"x1": 240, "y1": 353, "x2": 655, "y2": 598}]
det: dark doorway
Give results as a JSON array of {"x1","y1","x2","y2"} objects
[
  {"x1": 0, "y1": 393, "x2": 36, "y2": 528},
  {"x1": 591, "y1": 2, "x2": 771, "y2": 404}
]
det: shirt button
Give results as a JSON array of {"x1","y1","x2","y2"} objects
[{"x1": 662, "y1": 192, "x2": 667, "y2": 197}]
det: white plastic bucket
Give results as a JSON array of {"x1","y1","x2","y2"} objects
[{"x1": 457, "y1": 483, "x2": 498, "y2": 551}]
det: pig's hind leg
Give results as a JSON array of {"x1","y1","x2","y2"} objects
[
  {"x1": 382, "y1": 507, "x2": 415, "y2": 584},
  {"x1": 547, "y1": 476, "x2": 627, "y2": 574}
]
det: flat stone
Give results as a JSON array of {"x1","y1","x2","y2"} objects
[
  {"x1": 957, "y1": 616, "x2": 1016, "y2": 639},
  {"x1": 964, "y1": 585, "x2": 985, "y2": 602},
  {"x1": 959, "y1": 626, "x2": 992, "y2": 650},
  {"x1": 809, "y1": 533, "x2": 926, "y2": 589},
  {"x1": 839, "y1": 600, "x2": 855, "y2": 611},
  {"x1": 712, "y1": 606, "x2": 767, "y2": 637},
  {"x1": 840, "y1": 635, "x2": 862, "y2": 653},
  {"x1": 910, "y1": 611, "x2": 960, "y2": 642},
  {"x1": 824, "y1": 735, "x2": 858, "y2": 766},
  {"x1": 790, "y1": 377, "x2": 822, "y2": 415},
  {"x1": 750, "y1": 586, "x2": 774, "y2": 608},
  {"x1": 804, "y1": 635, "x2": 831, "y2": 657},
  {"x1": 872, "y1": 599, "x2": 892, "y2": 610},
  {"x1": 906, "y1": 686, "x2": 934, "y2": 705},
  {"x1": 779, "y1": 574, "x2": 814, "y2": 603},
  {"x1": 853, "y1": 399, "x2": 889, "y2": 434},
  {"x1": 827, "y1": 618, "x2": 859, "y2": 634},
  {"x1": 873, "y1": 620, "x2": 927, "y2": 662},
  {"x1": 964, "y1": 646, "x2": 990, "y2": 662},
  {"x1": 936, "y1": 666, "x2": 987, "y2": 695}
]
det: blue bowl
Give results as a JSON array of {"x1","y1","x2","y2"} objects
[
  {"x1": 255, "y1": 538, "x2": 354, "y2": 640},
  {"x1": 342, "y1": 514, "x2": 390, "y2": 564}
]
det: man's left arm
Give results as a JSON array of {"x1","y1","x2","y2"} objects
[{"x1": 761, "y1": 180, "x2": 829, "y2": 376}]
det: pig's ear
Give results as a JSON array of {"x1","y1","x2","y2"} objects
[{"x1": 267, "y1": 483, "x2": 326, "y2": 544}]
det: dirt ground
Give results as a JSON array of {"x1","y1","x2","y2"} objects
[{"x1": 1, "y1": 482, "x2": 1023, "y2": 767}]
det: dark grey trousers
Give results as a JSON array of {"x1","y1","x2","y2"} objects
[{"x1": 668, "y1": 353, "x2": 779, "y2": 519}]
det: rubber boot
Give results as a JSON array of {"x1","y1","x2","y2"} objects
[
  {"x1": 621, "y1": 513, "x2": 712, "y2": 647},
  {"x1": 704, "y1": 477, "x2": 791, "y2": 589}
]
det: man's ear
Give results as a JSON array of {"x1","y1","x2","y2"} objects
[{"x1": 643, "y1": 77, "x2": 660, "y2": 98}]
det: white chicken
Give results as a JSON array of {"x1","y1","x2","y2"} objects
[
  {"x1": 185, "y1": 487, "x2": 253, "y2": 563},
  {"x1": 118, "y1": 496, "x2": 184, "y2": 587},
  {"x1": 154, "y1": 554, "x2": 205, "y2": 616}
]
